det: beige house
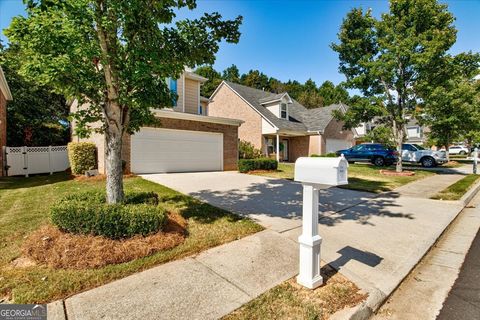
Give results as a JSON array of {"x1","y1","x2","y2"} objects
[
  {"x1": 72, "y1": 69, "x2": 243, "y2": 174},
  {"x1": 208, "y1": 81, "x2": 356, "y2": 162},
  {"x1": 0, "y1": 66, "x2": 13, "y2": 177}
]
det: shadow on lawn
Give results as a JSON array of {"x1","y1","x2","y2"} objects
[
  {"x1": 161, "y1": 194, "x2": 245, "y2": 224},
  {"x1": 0, "y1": 172, "x2": 72, "y2": 190},
  {"x1": 189, "y1": 178, "x2": 413, "y2": 227}
]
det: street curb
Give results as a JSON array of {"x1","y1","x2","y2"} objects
[
  {"x1": 332, "y1": 177, "x2": 480, "y2": 320},
  {"x1": 459, "y1": 178, "x2": 480, "y2": 206}
]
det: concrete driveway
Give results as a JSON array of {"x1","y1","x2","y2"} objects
[
  {"x1": 141, "y1": 171, "x2": 467, "y2": 304},
  {"x1": 141, "y1": 171, "x2": 376, "y2": 232}
]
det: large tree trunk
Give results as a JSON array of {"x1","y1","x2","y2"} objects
[
  {"x1": 393, "y1": 120, "x2": 403, "y2": 173},
  {"x1": 105, "y1": 121, "x2": 124, "y2": 204}
]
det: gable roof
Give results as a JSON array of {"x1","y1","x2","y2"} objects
[{"x1": 215, "y1": 81, "x2": 346, "y2": 133}]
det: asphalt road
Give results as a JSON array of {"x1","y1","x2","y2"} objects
[{"x1": 437, "y1": 228, "x2": 480, "y2": 320}]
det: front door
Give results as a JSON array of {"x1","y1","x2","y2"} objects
[{"x1": 282, "y1": 139, "x2": 289, "y2": 161}]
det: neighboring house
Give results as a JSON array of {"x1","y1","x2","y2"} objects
[
  {"x1": 0, "y1": 66, "x2": 13, "y2": 177},
  {"x1": 208, "y1": 81, "x2": 356, "y2": 161},
  {"x1": 71, "y1": 68, "x2": 243, "y2": 174},
  {"x1": 405, "y1": 118, "x2": 428, "y2": 145}
]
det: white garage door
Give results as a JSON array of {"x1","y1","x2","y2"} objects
[
  {"x1": 326, "y1": 139, "x2": 352, "y2": 154},
  {"x1": 131, "y1": 127, "x2": 223, "y2": 173}
]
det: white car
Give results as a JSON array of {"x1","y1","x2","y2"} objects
[
  {"x1": 447, "y1": 146, "x2": 469, "y2": 155},
  {"x1": 402, "y1": 143, "x2": 448, "y2": 167}
]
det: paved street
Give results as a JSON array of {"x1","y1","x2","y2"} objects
[{"x1": 437, "y1": 229, "x2": 480, "y2": 319}]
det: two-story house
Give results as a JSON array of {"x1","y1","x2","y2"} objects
[
  {"x1": 208, "y1": 81, "x2": 356, "y2": 162},
  {"x1": 71, "y1": 68, "x2": 243, "y2": 174}
]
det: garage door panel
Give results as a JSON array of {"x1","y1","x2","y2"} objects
[
  {"x1": 131, "y1": 128, "x2": 223, "y2": 173},
  {"x1": 326, "y1": 139, "x2": 352, "y2": 154}
]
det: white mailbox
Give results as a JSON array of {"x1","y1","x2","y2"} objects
[
  {"x1": 294, "y1": 155, "x2": 349, "y2": 289},
  {"x1": 294, "y1": 156, "x2": 349, "y2": 186}
]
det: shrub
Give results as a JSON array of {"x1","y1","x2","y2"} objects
[
  {"x1": 51, "y1": 191, "x2": 166, "y2": 239},
  {"x1": 68, "y1": 142, "x2": 97, "y2": 174},
  {"x1": 311, "y1": 152, "x2": 337, "y2": 157},
  {"x1": 238, "y1": 158, "x2": 278, "y2": 173},
  {"x1": 239, "y1": 140, "x2": 262, "y2": 159}
]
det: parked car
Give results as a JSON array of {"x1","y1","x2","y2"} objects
[
  {"x1": 446, "y1": 145, "x2": 469, "y2": 155},
  {"x1": 336, "y1": 143, "x2": 398, "y2": 166},
  {"x1": 402, "y1": 143, "x2": 447, "y2": 167}
]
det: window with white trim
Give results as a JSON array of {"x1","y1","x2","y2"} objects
[{"x1": 280, "y1": 103, "x2": 288, "y2": 119}]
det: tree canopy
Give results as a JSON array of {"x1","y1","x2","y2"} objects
[
  {"x1": 331, "y1": 0, "x2": 458, "y2": 171},
  {"x1": 0, "y1": 44, "x2": 69, "y2": 147},
  {"x1": 5, "y1": 0, "x2": 242, "y2": 203}
]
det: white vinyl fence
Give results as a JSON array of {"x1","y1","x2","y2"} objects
[{"x1": 3, "y1": 146, "x2": 70, "y2": 177}]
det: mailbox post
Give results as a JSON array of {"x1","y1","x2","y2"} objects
[{"x1": 294, "y1": 155, "x2": 348, "y2": 289}]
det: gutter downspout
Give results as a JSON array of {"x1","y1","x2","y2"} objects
[{"x1": 276, "y1": 133, "x2": 280, "y2": 162}]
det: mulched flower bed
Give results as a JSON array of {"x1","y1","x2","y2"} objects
[
  {"x1": 21, "y1": 212, "x2": 187, "y2": 269},
  {"x1": 379, "y1": 169, "x2": 415, "y2": 176}
]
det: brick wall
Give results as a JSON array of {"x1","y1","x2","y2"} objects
[
  {"x1": 0, "y1": 91, "x2": 6, "y2": 176},
  {"x1": 322, "y1": 120, "x2": 355, "y2": 152},
  {"x1": 289, "y1": 136, "x2": 310, "y2": 162},
  {"x1": 208, "y1": 84, "x2": 263, "y2": 150}
]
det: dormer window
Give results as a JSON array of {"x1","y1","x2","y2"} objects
[{"x1": 280, "y1": 103, "x2": 288, "y2": 119}]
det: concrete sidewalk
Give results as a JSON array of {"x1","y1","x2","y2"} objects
[
  {"x1": 49, "y1": 171, "x2": 477, "y2": 319},
  {"x1": 53, "y1": 230, "x2": 299, "y2": 320}
]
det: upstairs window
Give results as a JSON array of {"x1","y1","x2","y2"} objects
[
  {"x1": 280, "y1": 103, "x2": 288, "y2": 119},
  {"x1": 167, "y1": 77, "x2": 178, "y2": 106}
]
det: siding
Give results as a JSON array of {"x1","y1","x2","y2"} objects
[
  {"x1": 184, "y1": 78, "x2": 199, "y2": 114},
  {"x1": 209, "y1": 84, "x2": 263, "y2": 150}
]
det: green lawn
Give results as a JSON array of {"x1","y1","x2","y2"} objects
[
  {"x1": 250, "y1": 163, "x2": 435, "y2": 193},
  {"x1": 0, "y1": 173, "x2": 262, "y2": 304},
  {"x1": 431, "y1": 174, "x2": 480, "y2": 200}
]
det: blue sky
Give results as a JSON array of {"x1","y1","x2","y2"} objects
[{"x1": 1, "y1": 0, "x2": 479, "y2": 86}]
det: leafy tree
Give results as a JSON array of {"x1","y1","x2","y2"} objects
[
  {"x1": 0, "y1": 45, "x2": 68, "y2": 147},
  {"x1": 195, "y1": 65, "x2": 223, "y2": 97},
  {"x1": 222, "y1": 64, "x2": 240, "y2": 83},
  {"x1": 240, "y1": 70, "x2": 269, "y2": 90},
  {"x1": 6, "y1": 0, "x2": 242, "y2": 203},
  {"x1": 303, "y1": 78, "x2": 318, "y2": 92},
  {"x1": 364, "y1": 125, "x2": 396, "y2": 148},
  {"x1": 419, "y1": 53, "x2": 480, "y2": 157},
  {"x1": 331, "y1": 0, "x2": 456, "y2": 172},
  {"x1": 283, "y1": 80, "x2": 304, "y2": 99},
  {"x1": 267, "y1": 77, "x2": 285, "y2": 94},
  {"x1": 318, "y1": 80, "x2": 350, "y2": 106},
  {"x1": 297, "y1": 90, "x2": 324, "y2": 109}
]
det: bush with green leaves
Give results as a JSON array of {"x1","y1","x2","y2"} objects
[
  {"x1": 67, "y1": 142, "x2": 97, "y2": 174},
  {"x1": 238, "y1": 158, "x2": 278, "y2": 173},
  {"x1": 311, "y1": 152, "x2": 338, "y2": 157},
  {"x1": 51, "y1": 191, "x2": 166, "y2": 239},
  {"x1": 239, "y1": 140, "x2": 262, "y2": 159}
]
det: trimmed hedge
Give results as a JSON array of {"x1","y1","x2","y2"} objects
[
  {"x1": 311, "y1": 153, "x2": 337, "y2": 157},
  {"x1": 68, "y1": 142, "x2": 97, "y2": 175},
  {"x1": 238, "y1": 158, "x2": 278, "y2": 173},
  {"x1": 51, "y1": 191, "x2": 166, "y2": 239}
]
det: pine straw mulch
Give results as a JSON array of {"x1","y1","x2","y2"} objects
[
  {"x1": 380, "y1": 169, "x2": 415, "y2": 176},
  {"x1": 73, "y1": 173, "x2": 136, "y2": 182},
  {"x1": 224, "y1": 265, "x2": 368, "y2": 320},
  {"x1": 21, "y1": 212, "x2": 187, "y2": 270}
]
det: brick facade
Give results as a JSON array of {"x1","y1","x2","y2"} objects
[
  {"x1": 0, "y1": 91, "x2": 6, "y2": 176},
  {"x1": 322, "y1": 119, "x2": 355, "y2": 152},
  {"x1": 101, "y1": 116, "x2": 238, "y2": 173},
  {"x1": 208, "y1": 84, "x2": 263, "y2": 150}
]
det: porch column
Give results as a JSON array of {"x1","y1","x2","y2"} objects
[{"x1": 276, "y1": 134, "x2": 280, "y2": 162}]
